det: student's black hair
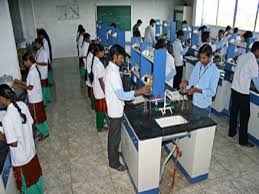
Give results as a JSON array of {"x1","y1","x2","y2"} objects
[
  {"x1": 201, "y1": 31, "x2": 210, "y2": 43},
  {"x1": 37, "y1": 28, "x2": 52, "y2": 62},
  {"x1": 109, "y1": 44, "x2": 126, "y2": 61},
  {"x1": 198, "y1": 44, "x2": 213, "y2": 58},
  {"x1": 176, "y1": 30, "x2": 184, "y2": 38},
  {"x1": 89, "y1": 44, "x2": 105, "y2": 84},
  {"x1": 233, "y1": 27, "x2": 239, "y2": 34},
  {"x1": 82, "y1": 33, "x2": 91, "y2": 47},
  {"x1": 150, "y1": 19, "x2": 156, "y2": 26},
  {"x1": 198, "y1": 25, "x2": 207, "y2": 32},
  {"x1": 182, "y1": 20, "x2": 187, "y2": 25},
  {"x1": 0, "y1": 84, "x2": 27, "y2": 124},
  {"x1": 22, "y1": 52, "x2": 36, "y2": 64},
  {"x1": 251, "y1": 41, "x2": 259, "y2": 52},
  {"x1": 137, "y1": 19, "x2": 142, "y2": 24},
  {"x1": 22, "y1": 52, "x2": 42, "y2": 79},
  {"x1": 243, "y1": 31, "x2": 253, "y2": 42},
  {"x1": 76, "y1": 25, "x2": 84, "y2": 42},
  {"x1": 225, "y1": 25, "x2": 231, "y2": 32},
  {"x1": 93, "y1": 43, "x2": 104, "y2": 56},
  {"x1": 86, "y1": 43, "x2": 96, "y2": 57},
  {"x1": 35, "y1": 38, "x2": 43, "y2": 46},
  {"x1": 155, "y1": 39, "x2": 166, "y2": 49},
  {"x1": 218, "y1": 29, "x2": 224, "y2": 34},
  {"x1": 78, "y1": 24, "x2": 84, "y2": 32},
  {"x1": 79, "y1": 28, "x2": 85, "y2": 34},
  {"x1": 110, "y1": 23, "x2": 117, "y2": 28}
]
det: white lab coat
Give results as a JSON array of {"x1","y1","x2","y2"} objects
[{"x1": 144, "y1": 26, "x2": 156, "y2": 44}]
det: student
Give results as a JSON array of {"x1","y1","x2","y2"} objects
[
  {"x1": 215, "y1": 29, "x2": 228, "y2": 55},
  {"x1": 224, "y1": 25, "x2": 232, "y2": 38},
  {"x1": 144, "y1": 19, "x2": 157, "y2": 44},
  {"x1": 13, "y1": 52, "x2": 49, "y2": 141},
  {"x1": 78, "y1": 28, "x2": 85, "y2": 71},
  {"x1": 234, "y1": 31, "x2": 253, "y2": 58},
  {"x1": 0, "y1": 84, "x2": 44, "y2": 194},
  {"x1": 133, "y1": 19, "x2": 142, "y2": 37},
  {"x1": 181, "y1": 20, "x2": 191, "y2": 39},
  {"x1": 155, "y1": 39, "x2": 176, "y2": 88},
  {"x1": 86, "y1": 43, "x2": 96, "y2": 110},
  {"x1": 76, "y1": 25, "x2": 84, "y2": 56},
  {"x1": 35, "y1": 38, "x2": 53, "y2": 106},
  {"x1": 228, "y1": 42, "x2": 259, "y2": 147},
  {"x1": 201, "y1": 31, "x2": 217, "y2": 52},
  {"x1": 229, "y1": 27, "x2": 240, "y2": 41},
  {"x1": 198, "y1": 25, "x2": 208, "y2": 46},
  {"x1": 91, "y1": 44, "x2": 106, "y2": 132},
  {"x1": 76, "y1": 24, "x2": 84, "y2": 43},
  {"x1": 172, "y1": 30, "x2": 189, "y2": 89},
  {"x1": 179, "y1": 44, "x2": 220, "y2": 116},
  {"x1": 104, "y1": 44, "x2": 150, "y2": 171},
  {"x1": 80, "y1": 33, "x2": 91, "y2": 80},
  {"x1": 37, "y1": 29, "x2": 54, "y2": 86}
]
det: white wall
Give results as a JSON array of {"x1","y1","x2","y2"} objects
[
  {"x1": 0, "y1": 0, "x2": 21, "y2": 80},
  {"x1": 32, "y1": 0, "x2": 185, "y2": 58}
]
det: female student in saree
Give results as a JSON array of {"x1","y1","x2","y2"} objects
[
  {"x1": 0, "y1": 84, "x2": 44, "y2": 194},
  {"x1": 13, "y1": 52, "x2": 50, "y2": 141}
]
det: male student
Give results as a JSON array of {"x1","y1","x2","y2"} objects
[
  {"x1": 173, "y1": 30, "x2": 189, "y2": 89},
  {"x1": 133, "y1": 19, "x2": 142, "y2": 37},
  {"x1": 228, "y1": 42, "x2": 259, "y2": 147},
  {"x1": 144, "y1": 19, "x2": 157, "y2": 44},
  {"x1": 104, "y1": 45, "x2": 150, "y2": 171},
  {"x1": 180, "y1": 44, "x2": 220, "y2": 116}
]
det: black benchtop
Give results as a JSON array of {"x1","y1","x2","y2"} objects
[
  {"x1": 124, "y1": 101, "x2": 217, "y2": 141},
  {"x1": 121, "y1": 73, "x2": 217, "y2": 141}
]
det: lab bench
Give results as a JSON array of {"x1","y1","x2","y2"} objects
[{"x1": 121, "y1": 100, "x2": 217, "y2": 194}]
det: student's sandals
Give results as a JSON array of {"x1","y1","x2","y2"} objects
[
  {"x1": 97, "y1": 126, "x2": 109, "y2": 132},
  {"x1": 37, "y1": 134, "x2": 49, "y2": 141},
  {"x1": 109, "y1": 163, "x2": 127, "y2": 172}
]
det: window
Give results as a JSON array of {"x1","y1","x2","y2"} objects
[
  {"x1": 202, "y1": 0, "x2": 218, "y2": 25},
  {"x1": 217, "y1": 0, "x2": 235, "y2": 27},
  {"x1": 235, "y1": 0, "x2": 258, "y2": 31}
]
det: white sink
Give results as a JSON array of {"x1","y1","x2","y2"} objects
[{"x1": 155, "y1": 115, "x2": 188, "y2": 128}]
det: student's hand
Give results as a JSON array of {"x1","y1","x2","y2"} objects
[
  {"x1": 187, "y1": 88, "x2": 196, "y2": 95},
  {"x1": 135, "y1": 86, "x2": 151, "y2": 95},
  {"x1": 12, "y1": 83, "x2": 19, "y2": 89},
  {"x1": 179, "y1": 80, "x2": 188, "y2": 89},
  {"x1": 0, "y1": 132, "x2": 6, "y2": 142},
  {"x1": 13, "y1": 79, "x2": 19, "y2": 83}
]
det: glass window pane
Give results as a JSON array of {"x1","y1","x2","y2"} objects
[
  {"x1": 235, "y1": 0, "x2": 258, "y2": 31},
  {"x1": 217, "y1": 0, "x2": 235, "y2": 27},
  {"x1": 202, "y1": 0, "x2": 218, "y2": 25}
]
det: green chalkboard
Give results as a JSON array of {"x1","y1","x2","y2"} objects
[{"x1": 97, "y1": 6, "x2": 131, "y2": 31}]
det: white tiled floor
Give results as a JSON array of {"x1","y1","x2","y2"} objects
[{"x1": 37, "y1": 57, "x2": 259, "y2": 194}]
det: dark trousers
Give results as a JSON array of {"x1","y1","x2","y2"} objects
[
  {"x1": 173, "y1": 66, "x2": 183, "y2": 89},
  {"x1": 108, "y1": 117, "x2": 123, "y2": 167},
  {"x1": 229, "y1": 89, "x2": 250, "y2": 145}
]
